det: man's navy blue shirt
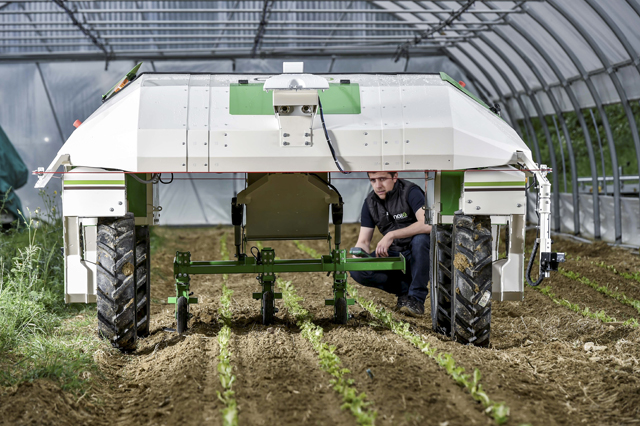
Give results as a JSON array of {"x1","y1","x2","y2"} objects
[{"x1": 361, "y1": 186, "x2": 425, "y2": 229}]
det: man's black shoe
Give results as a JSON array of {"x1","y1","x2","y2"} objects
[
  {"x1": 399, "y1": 296, "x2": 425, "y2": 317},
  {"x1": 395, "y1": 294, "x2": 409, "y2": 311}
]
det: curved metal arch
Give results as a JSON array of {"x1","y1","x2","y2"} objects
[
  {"x1": 442, "y1": 50, "x2": 500, "y2": 117},
  {"x1": 453, "y1": 44, "x2": 542, "y2": 165},
  {"x1": 584, "y1": 0, "x2": 640, "y2": 226},
  {"x1": 477, "y1": 3, "x2": 580, "y2": 234},
  {"x1": 466, "y1": 37, "x2": 561, "y2": 232},
  {"x1": 526, "y1": 1, "x2": 623, "y2": 244},
  {"x1": 502, "y1": 13, "x2": 602, "y2": 238},
  {"x1": 446, "y1": 46, "x2": 520, "y2": 136}
]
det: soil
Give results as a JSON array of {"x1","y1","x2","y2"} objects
[{"x1": 2, "y1": 225, "x2": 640, "y2": 425}]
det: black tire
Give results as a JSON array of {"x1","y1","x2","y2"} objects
[
  {"x1": 97, "y1": 213, "x2": 137, "y2": 351},
  {"x1": 177, "y1": 296, "x2": 188, "y2": 334},
  {"x1": 334, "y1": 297, "x2": 348, "y2": 324},
  {"x1": 452, "y1": 214, "x2": 492, "y2": 347},
  {"x1": 430, "y1": 224, "x2": 454, "y2": 337},
  {"x1": 135, "y1": 226, "x2": 151, "y2": 337},
  {"x1": 262, "y1": 291, "x2": 274, "y2": 325}
]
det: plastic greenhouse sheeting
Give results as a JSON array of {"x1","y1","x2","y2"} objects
[{"x1": 0, "y1": 124, "x2": 28, "y2": 221}]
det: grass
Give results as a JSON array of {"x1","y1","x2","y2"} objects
[
  {"x1": 217, "y1": 233, "x2": 238, "y2": 426},
  {"x1": 560, "y1": 268, "x2": 640, "y2": 317},
  {"x1": 535, "y1": 285, "x2": 638, "y2": 327},
  {"x1": 280, "y1": 279, "x2": 378, "y2": 426},
  {"x1": 290, "y1": 240, "x2": 508, "y2": 425},
  {"x1": 0, "y1": 192, "x2": 105, "y2": 393}
]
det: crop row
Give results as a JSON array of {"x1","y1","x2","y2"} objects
[
  {"x1": 291, "y1": 242, "x2": 509, "y2": 425},
  {"x1": 534, "y1": 285, "x2": 638, "y2": 327},
  {"x1": 279, "y1": 279, "x2": 377, "y2": 425},
  {"x1": 559, "y1": 268, "x2": 640, "y2": 317},
  {"x1": 217, "y1": 234, "x2": 238, "y2": 426},
  {"x1": 592, "y1": 261, "x2": 640, "y2": 286}
]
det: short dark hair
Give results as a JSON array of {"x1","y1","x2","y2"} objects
[{"x1": 367, "y1": 171, "x2": 398, "y2": 178}]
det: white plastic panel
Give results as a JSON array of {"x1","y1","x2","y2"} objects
[
  {"x1": 187, "y1": 75, "x2": 211, "y2": 172},
  {"x1": 64, "y1": 216, "x2": 97, "y2": 304}
]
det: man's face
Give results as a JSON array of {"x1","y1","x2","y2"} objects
[{"x1": 368, "y1": 172, "x2": 397, "y2": 200}]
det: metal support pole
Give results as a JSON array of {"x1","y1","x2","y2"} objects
[
  {"x1": 552, "y1": 115, "x2": 568, "y2": 193},
  {"x1": 589, "y1": 109, "x2": 608, "y2": 196},
  {"x1": 508, "y1": 10, "x2": 601, "y2": 238},
  {"x1": 35, "y1": 62, "x2": 65, "y2": 144},
  {"x1": 548, "y1": 0, "x2": 625, "y2": 243},
  {"x1": 454, "y1": 45, "x2": 539, "y2": 162},
  {"x1": 524, "y1": 4, "x2": 616, "y2": 240}
]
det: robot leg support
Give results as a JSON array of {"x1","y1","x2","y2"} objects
[{"x1": 517, "y1": 152, "x2": 565, "y2": 285}]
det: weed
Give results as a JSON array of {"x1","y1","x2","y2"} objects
[
  {"x1": 280, "y1": 280, "x2": 377, "y2": 426},
  {"x1": 0, "y1": 192, "x2": 105, "y2": 393}
]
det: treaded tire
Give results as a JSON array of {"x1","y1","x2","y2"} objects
[
  {"x1": 135, "y1": 226, "x2": 151, "y2": 337},
  {"x1": 262, "y1": 291, "x2": 274, "y2": 325},
  {"x1": 430, "y1": 224, "x2": 454, "y2": 337},
  {"x1": 177, "y1": 296, "x2": 188, "y2": 334},
  {"x1": 97, "y1": 213, "x2": 137, "y2": 351},
  {"x1": 452, "y1": 214, "x2": 492, "y2": 347},
  {"x1": 334, "y1": 297, "x2": 348, "y2": 325}
]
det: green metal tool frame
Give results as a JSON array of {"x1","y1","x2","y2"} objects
[{"x1": 170, "y1": 247, "x2": 405, "y2": 321}]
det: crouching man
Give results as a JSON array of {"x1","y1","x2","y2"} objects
[{"x1": 350, "y1": 172, "x2": 431, "y2": 316}]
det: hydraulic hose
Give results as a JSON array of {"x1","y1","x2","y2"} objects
[
  {"x1": 129, "y1": 173, "x2": 160, "y2": 184},
  {"x1": 526, "y1": 238, "x2": 544, "y2": 287},
  {"x1": 317, "y1": 98, "x2": 348, "y2": 174}
]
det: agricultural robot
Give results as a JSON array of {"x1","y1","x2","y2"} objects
[{"x1": 36, "y1": 62, "x2": 563, "y2": 350}]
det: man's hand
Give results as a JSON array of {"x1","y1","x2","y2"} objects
[{"x1": 376, "y1": 233, "x2": 394, "y2": 257}]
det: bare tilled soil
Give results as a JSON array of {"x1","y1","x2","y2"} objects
[{"x1": 2, "y1": 225, "x2": 640, "y2": 425}]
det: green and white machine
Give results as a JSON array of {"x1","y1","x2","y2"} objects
[{"x1": 35, "y1": 62, "x2": 563, "y2": 350}]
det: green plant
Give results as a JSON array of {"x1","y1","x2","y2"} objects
[
  {"x1": 0, "y1": 192, "x2": 105, "y2": 393},
  {"x1": 560, "y1": 268, "x2": 640, "y2": 316},
  {"x1": 293, "y1": 240, "x2": 321, "y2": 258},
  {"x1": 593, "y1": 261, "x2": 640, "y2": 285},
  {"x1": 216, "y1": 232, "x2": 238, "y2": 426},
  {"x1": 536, "y1": 286, "x2": 638, "y2": 327},
  {"x1": 280, "y1": 280, "x2": 377, "y2": 425},
  {"x1": 347, "y1": 283, "x2": 510, "y2": 425}
]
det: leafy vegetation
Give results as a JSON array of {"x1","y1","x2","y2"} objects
[
  {"x1": 0, "y1": 192, "x2": 105, "y2": 393},
  {"x1": 217, "y1": 233, "x2": 238, "y2": 426},
  {"x1": 293, "y1": 240, "x2": 321, "y2": 258},
  {"x1": 520, "y1": 103, "x2": 640, "y2": 193},
  {"x1": 593, "y1": 261, "x2": 640, "y2": 285},
  {"x1": 290, "y1": 240, "x2": 508, "y2": 424},
  {"x1": 536, "y1": 285, "x2": 638, "y2": 327},
  {"x1": 560, "y1": 268, "x2": 640, "y2": 316},
  {"x1": 280, "y1": 279, "x2": 378, "y2": 425},
  {"x1": 347, "y1": 283, "x2": 510, "y2": 425}
]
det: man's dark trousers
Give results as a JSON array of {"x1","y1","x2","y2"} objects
[{"x1": 349, "y1": 233, "x2": 430, "y2": 304}]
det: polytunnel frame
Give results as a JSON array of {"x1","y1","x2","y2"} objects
[
  {"x1": 431, "y1": 1, "x2": 562, "y2": 232},
  {"x1": 465, "y1": 1, "x2": 581, "y2": 236}
]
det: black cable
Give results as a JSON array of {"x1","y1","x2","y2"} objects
[
  {"x1": 526, "y1": 238, "x2": 544, "y2": 287},
  {"x1": 317, "y1": 97, "x2": 349, "y2": 174},
  {"x1": 159, "y1": 173, "x2": 174, "y2": 184},
  {"x1": 309, "y1": 173, "x2": 344, "y2": 205},
  {"x1": 526, "y1": 175, "x2": 544, "y2": 286}
]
